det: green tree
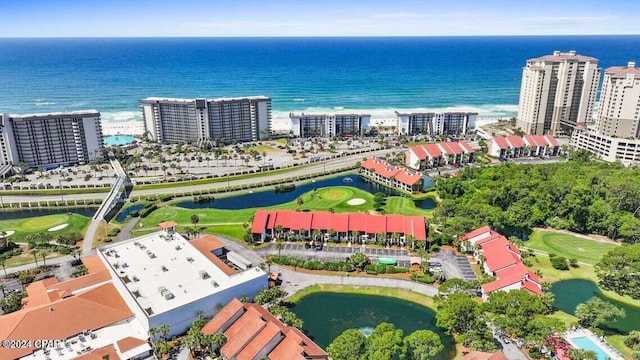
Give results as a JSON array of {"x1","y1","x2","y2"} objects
[
  {"x1": 327, "y1": 328, "x2": 366, "y2": 360},
  {"x1": 435, "y1": 293, "x2": 482, "y2": 335},
  {"x1": 596, "y1": 243, "x2": 640, "y2": 299},
  {"x1": 254, "y1": 287, "x2": 288, "y2": 309},
  {"x1": 0, "y1": 291, "x2": 25, "y2": 313},
  {"x1": 526, "y1": 316, "x2": 566, "y2": 346},
  {"x1": 190, "y1": 214, "x2": 200, "y2": 233},
  {"x1": 401, "y1": 330, "x2": 444, "y2": 360},
  {"x1": 485, "y1": 290, "x2": 550, "y2": 338},
  {"x1": 350, "y1": 252, "x2": 368, "y2": 271},
  {"x1": 575, "y1": 297, "x2": 626, "y2": 329},
  {"x1": 366, "y1": 322, "x2": 404, "y2": 360},
  {"x1": 438, "y1": 278, "x2": 472, "y2": 295},
  {"x1": 275, "y1": 238, "x2": 284, "y2": 256}
]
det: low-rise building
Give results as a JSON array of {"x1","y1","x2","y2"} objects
[
  {"x1": 460, "y1": 226, "x2": 542, "y2": 301},
  {"x1": 570, "y1": 129, "x2": 640, "y2": 165},
  {"x1": 360, "y1": 157, "x2": 425, "y2": 193},
  {"x1": 202, "y1": 298, "x2": 328, "y2": 360},
  {"x1": 406, "y1": 140, "x2": 475, "y2": 170},
  {"x1": 489, "y1": 134, "x2": 560, "y2": 160},
  {"x1": 251, "y1": 209, "x2": 427, "y2": 245}
]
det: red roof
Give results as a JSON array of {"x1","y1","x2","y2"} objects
[
  {"x1": 253, "y1": 210, "x2": 427, "y2": 240},
  {"x1": 190, "y1": 235, "x2": 236, "y2": 276},
  {"x1": 459, "y1": 140, "x2": 475, "y2": 153},
  {"x1": 460, "y1": 226, "x2": 492, "y2": 241},
  {"x1": 393, "y1": 169, "x2": 422, "y2": 186},
  {"x1": 524, "y1": 134, "x2": 547, "y2": 147},
  {"x1": 492, "y1": 136, "x2": 509, "y2": 149},
  {"x1": 544, "y1": 134, "x2": 560, "y2": 147},
  {"x1": 506, "y1": 135, "x2": 526, "y2": 148},
  {"x1": 445, "y1": 141, "x2": 464, "y2": 154},
  {"x1": 252, "y1": 210, "x2": 270, "y2": 234},
  {"x1": 410, "y1": 145, "x2": 428, "y2": 160},
  {"x1": 158, "y1": 220, "x2": 178, "y2": 229},
  {"x1": 423, "y1": 144, "x2": 443, "y2": 158},
  {"x1": 481, "y1": 237, "x2": 520, "y2": 272},
  {"x1": 361, "y1": 157, "x2": 423, "y2": 187}
]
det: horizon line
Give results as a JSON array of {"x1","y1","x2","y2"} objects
[{"x1": 1, "y1": 34, "x2": 640, "y2": 39}]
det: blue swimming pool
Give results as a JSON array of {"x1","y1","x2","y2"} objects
[
  {"x1": 570, "y1": 336, "x2": 609, "y2": 360},
  {"x1": 104, "y1": 135, "x2": 135, "y2": 146}
]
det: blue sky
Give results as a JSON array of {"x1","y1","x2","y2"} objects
[{"x1": 0, "y1": 0, "x2": 638, "y2": 37}]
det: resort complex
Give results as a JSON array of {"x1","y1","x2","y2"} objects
[
  {"x1": 460, "y1": 226, "x2": 543, "y2": 301},
  {"x1": 140, "y1": 96, "x2": 271, "y2": 144},
  {"x1": 0, "y1": 111, "x2": 104, "y2": 169},
  {"x1": 516, "y1": 50, "x2": 600, "y2": 135},
  {"x1": 288, "y1": 113, "x2": 371, "y2": 138},
  {"x1": 0, "y1": 224, "x2": 268, "y2": 359},
  {"x1": 488, "y1": 134, "x2": 561, "y2": 160},
  {"x1": 360, "y1": 157, "x2": 427, "y2": 193},
  {"x1": 201, "y1": 298, "x2": 328, "y2": 359}
]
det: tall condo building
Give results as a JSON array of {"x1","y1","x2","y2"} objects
[
  {"x1": 517, "y1": 51, "x2": 600, "y2": 135},
  {"x1": 0, "y1": 111, "x2": 103, "y2": 168},
  {"x1": 570, "y1": 62, "x2": 640, "y2": 165},
  {"x1": 396, "y1": 112, "x2": 477, "y2": 136},
  {"x1": 289, "y1": 113, "x2": 371, "y2": 137},
  {"x1": 595, "y1": 62, "x2": 640, "y2": 138},
  {"x1": 140, "y1": 96, "x2": 271, "y2": 143}
]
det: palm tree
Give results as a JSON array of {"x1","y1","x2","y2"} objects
[
  {"x1": 275, "y1": 239, "x2": 283, "y2": 256},
  {"x1": 0, "y1": 256, "x2": 7, "y2": 276},
  {"x1": 351, "y1": 230, "x2": 360, "y2": 244},
  {"x1": 30, "y1": 249, "x2": 40, "y2": 267},
  {"x1": 311, "y1": 229, "x2": 322, "y2": 242},
  {"x1": 327, "y1": 228, "x2": 337, "y2": 243},
  {"x1": 275, "y1": 224, "x2": 284, "y2": 239},
  {"x1": 40, "y1": 248, "x2": 51, "y2": 266},
  {"x1": 377, "y1": 232, "x2": 386, "y2": 244},
  {"x1": 190, "y1": 214, "x2": 200, "y2": 234},
  {"x1": 210, "y1": 333, "x2": 227, "y2": 357},
  {"x1": 298, "y1": 228, "x2": 307, "y2": 240}
]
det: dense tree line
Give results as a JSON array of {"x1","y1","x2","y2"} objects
[{"x1": 435, "y1": 158, "x2": 640, "y2": 241}]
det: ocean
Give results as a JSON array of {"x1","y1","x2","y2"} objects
[{"x1": 1, "y1": 36, "x2": 640, "y2": 132}]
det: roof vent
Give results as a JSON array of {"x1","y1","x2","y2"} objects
[
  {"x1": 629, "y1": 61, "x2": 636, "y2": 68},
  {"x1": 211, "y1": 281, "x2": 219, "y2": 287},
  {"x1": 199, "y1": 271, "x2": 210, "y2": 280},
  {"x1": 161, "y1": 265, "x2": 168, "y2": 272}
]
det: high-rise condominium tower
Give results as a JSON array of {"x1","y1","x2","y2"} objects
[
  {"x1": 595, "y1": 62, "x2": 640, "y2": 138},
  {"x1": 140, "y1": 96, "x2": 271, "y2": 143},
  {"x1": 0, "y1": 111, "x2": 103, "y2": 168},
  {"x1": 517, "y1": 51, "x2": 600, "y2": 135}
]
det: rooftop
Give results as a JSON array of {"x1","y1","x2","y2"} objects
[
  {"x1": 98, "y1": 231, "x2": 266, "y2": 317},
  {"x1": 5, "y1": 110, "x2": 101, "y2": 119},
  {"x1": 605, "y1": 62, "x2": 640, "y2": 77},
  {"x1": 141, "y1": 95, "x2": 270, "y2": 103},
  {"x1": 528, "y1": 51, "x2": 598, "y2": 63}
]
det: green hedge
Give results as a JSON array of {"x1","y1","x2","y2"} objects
[
  {"x1": 140, "y1": 204, "x2": 158, "y2": 218},
  {"x1": 363, "y1": 263, "x2": 409, "y2": 274},
  {"x1": 411, "y1": 273, "x2": 436, "y2": 284},
  {"x1": 270, "y1": 255, "x2": 355, "y2": 272}
]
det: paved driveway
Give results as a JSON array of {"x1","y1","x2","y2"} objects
[{"x1": 429, "y1": 250, "x2": 477, "y2": 282}]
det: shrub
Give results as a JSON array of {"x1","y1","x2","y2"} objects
[
  {"x1": 550, "y1": 255, "x2": 569, "y2": 270},
  {"x1": 58, "y1": 246, "x2": 71, "y2": 255},
  {"x1": 528, "y1": 347, "x2": 542, "y2": 359},
  {"x1": 569, "y1": 258, "x2": 579, "y2": 268},
  {"x1": 140, "y1": 204, "x2": 158, "y2": 218},
  {"x1": 411, "y1": 273, "x2": 436, "y2": 284},
  {"x1": 364, "y1": 264, "x2": 409, "y2": 274},
  {"x1": 107, "y1": 228, "x2": 121, "y2": 236},
  {"x1": 159, "y1": 195, "x2": 174, "y2": 202}
]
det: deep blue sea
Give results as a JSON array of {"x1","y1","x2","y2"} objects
[{"x1": 1, "y1": 36, "x2": 640, "y2": 125}]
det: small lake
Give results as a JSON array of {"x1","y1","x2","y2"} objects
[
  {"x1": 551, "y1": 279, "x2": 640, "y2": 333},
  {"x1": 0, "y1": 207, "x2": 97, "y2": 220},
  {"x1": 292, "y1": 292, "x2": 455, "y2": 360},
  {"x1": 176, "y1": 174, "x2": 437, "y2": 210},
  {"x1": 115, "y1": 204, "x2": 145, "y2": 222}
]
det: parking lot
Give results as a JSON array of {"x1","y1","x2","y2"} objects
[{"x1": 429, "y1": 250, "x2": 477, "y2": 282}]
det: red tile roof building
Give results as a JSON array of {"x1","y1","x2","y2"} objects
[
  {"x1": 460, "y1": 227, "x2": 542, "y2": 301},
  {"x1": 406, "y1": 140, "x2": 475, "y2": 170},
  {"x1": 361, "y1": 157, "x2": 424, "y2": 193},
  {"x1": 251, "y1": 209, "x2": 427, "y2": 244},
  {"x1": 202, "y1": 298, "x2": 328, "y2": 360},
  {"x1": 489, "y1": 134, "x2": 560, "y2": 159}
]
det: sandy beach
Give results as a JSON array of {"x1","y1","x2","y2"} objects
[{"x1": 102, "y1": 121, "x2": 145, "y2": 136}]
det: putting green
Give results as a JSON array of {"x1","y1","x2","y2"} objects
[
  {"x1": 20, "y1": 214, "x2": 70, "y2": 232},
  {"x1": 319, "y1": 188, "x2": 352, "y2": 201}
]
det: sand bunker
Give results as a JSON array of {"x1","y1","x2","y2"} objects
[
  {"x1": 48, "y1": 223, "x2": 69, "y2": 232},
  {"x1": 2, "y1": 230, "x2": 15, "y2": 237},
  {"x1": 347, "y1": 198, "x2": 366, "y2": 205}
]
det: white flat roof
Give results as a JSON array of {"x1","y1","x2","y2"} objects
[
  {"x1": 6, "y1": 110, "x2": 101, "y2": 119},
  {"x1": 99, "y1": 231, "x2": 266, "y2": 316},
  {"x1": 140, "y1": 96, "x2": 270, "y2": 103}
]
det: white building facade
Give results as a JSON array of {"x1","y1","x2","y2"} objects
[
  {"x1": 0, "y1": 111, "x2": 103, "y2": 168},
  {"x1": 288, "y1": 113, "x2": 371, "y2": 138},
  {"x1": 517, "y1": 51, "x2": 600, "y2": 135},
  {"x1": 396, "y1": 112, "x2": 477, "y2": 136},
  {"x1": 141, "y1": 96, "x2": 271, "y2": 144},
  {"x1": 570, "y1": 62, "x2": 640, "y2": 165}
]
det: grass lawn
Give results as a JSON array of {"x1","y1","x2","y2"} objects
[
  {"x1": 606, "y1": 335, "x2": 634, "y2": 359},
  {"x1": 140, "y1": 186, "x2": 433, "y2": 239},
  {"x1": 0, "y1": 213, "x2": 91, "y2": 243},
  {"x1": 525, "y1": 230, "x2": 616, "y2": 265}
]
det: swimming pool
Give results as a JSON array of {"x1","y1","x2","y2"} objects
[
  {"x1": 569, "y1": 336, "x2": 609, "y2": 360},
  {"x1": 104, "y1": 135, "x2": 135, "y2": 146}
]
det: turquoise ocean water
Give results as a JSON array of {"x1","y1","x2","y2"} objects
[{"x1": 1, "y1": 36, "x2": 640, "y2": 124}]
